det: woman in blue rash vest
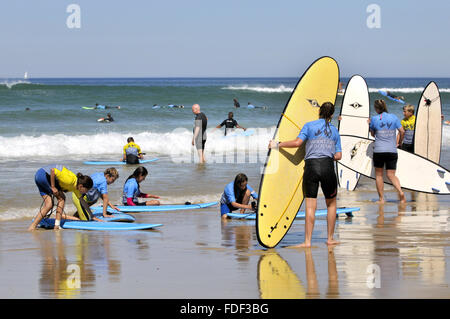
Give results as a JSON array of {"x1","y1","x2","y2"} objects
[
  {"x1": 369, "y1": 99, "x2": 406, "y2": 204},
  {"x1": 122, "y1": 166, "x2": 160, "y2": 206},
  {"x1": 220, "y1": 173, "x2": 258, "y2": 219},
  {"x1": 268, "y1": 102, "x2": 342, "y2": 247}
]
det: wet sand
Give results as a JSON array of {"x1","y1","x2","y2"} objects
[{"x1": 0, "y1": 189, "x2": 449, "y2": 299}]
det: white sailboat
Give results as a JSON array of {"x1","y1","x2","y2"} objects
[{"x1": 24, "y1": 72, "x2": 28, "y2": 80}]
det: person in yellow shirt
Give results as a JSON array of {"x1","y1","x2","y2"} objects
[
  {"x1": 123, "y1": 137, "x2": 144, "y2": 164},
  {"x1": 399, "y1": 104, "x2": 415, "y2": 153},
  {"x1": 28, "y1": 165, "x2": 94, "y2": 231}
]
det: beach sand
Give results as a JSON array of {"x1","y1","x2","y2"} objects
[{"x1": 0, "y1": 186, "x2": 449, "y2": 299}]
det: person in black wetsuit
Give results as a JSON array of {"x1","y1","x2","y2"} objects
[
  {"x1": 191, "y1": 104, "x2": 207, "y2": 163},
  {"x1": 233, "y1": 98, "x2": 240, "y2": 108},
  {"x1": 215, "y1": 112, "x2": 246, "y2": 136}
]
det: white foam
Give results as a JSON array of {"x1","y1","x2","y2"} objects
[
  {"x1": 0, "y1": 80, "x2": 31, "y2": 89},
  {"x1": 0, "y1": 128, "x2": 276, "y2": 159},
  {"x1": 222, "y1": 85, "x2": 293, "y2": 93},
  {"x1": 369, "y1": 87, "x2": 450, "y2": 93}
]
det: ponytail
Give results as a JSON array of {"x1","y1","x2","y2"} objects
[{"x1": 374, "y1": 99, "x2": 388, "y2": 114}]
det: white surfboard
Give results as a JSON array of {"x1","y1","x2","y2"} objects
[
  {"x1": 414, "y1": 81, "x2": 442, "y2": 163},
  {"x1": 337, "y1": 75, "x2": 370, "y2": 191},
  {"x1": 339, "y1": 135, "x2": 450, "y2": 195}
]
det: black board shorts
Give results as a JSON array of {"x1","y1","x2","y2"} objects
[
  {"x1": 400, "y1": 143, "x2": 414, "y2": 154},
  {"x1": 373, "y1": 152, "x2": 398, "y2": 170},
  {"x1": 303, "y1": 157, "x2": 337, "y2": 199},
  {"x1": 126, "y1": 154, "x2": 140, "y2": 164}
]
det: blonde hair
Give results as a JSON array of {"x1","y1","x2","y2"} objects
[
  {"x1": 104, "y1": 167, "x2": 119, "y2": 179},
  {"x1": 403, "y1": 104, "x2": 415, "y2": 115}
]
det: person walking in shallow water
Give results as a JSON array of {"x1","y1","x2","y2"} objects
[
  {"x1": 191, "y1": 104, "x2": 207, "y2": 163},
  {"x1": 268, "y1": 102, "x2": 341, "y2": 247}
]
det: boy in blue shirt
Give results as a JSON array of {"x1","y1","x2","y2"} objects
[{"x1": 220, "y1": 173, "x2": 258, "y2": 219}]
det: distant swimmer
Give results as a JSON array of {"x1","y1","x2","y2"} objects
[
  {"x1": 152, "y1": 104, "x2": 161, "y2": 109},
  {"x1": 386, "y1": 91, "x2": 404, "y2": 101},
  {"x1": 215, "y1": 112, "x2": 246, "y2": 136},
  {"x1": 247, "y1": 102, "x2": 267, "y2": 109},
  {"x1": 97, "y1": 113, "x2": 114, "y2": 123},
  {"x1": 220, "y1": 173, "x2": 258, "y2": 219},
  {"x1": 233, "y1": 98, "x2": 240, "y2": 108},
  {"x1": 28, "y1": 165, "x2": 95, "y2": 231},
  {"x1": 95, "y1": 103, "x2": 121, "y2": 110},
  {"x1": 123, "y1": 166, "x2": 160, "y2": 206},
  {"x1": 168, "y1": 104, "x2": 185, "y2": 108},
  {"x1": 25, "y1": 107, "x2": 30, "y2": 111},
  {"x1": 123, "y1": 137, "x2": 144, "y2": 164}
]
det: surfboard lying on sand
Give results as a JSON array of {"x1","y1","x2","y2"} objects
[
  {"x1": 228, "y1": 207, "x2": 359, "y2": 220},
  {"x1": 414, "y1": 81, "x2": 442, "y2": 163},
  {"x1": 83, "y1": 158, "x2": 158, "y2": 165},
  {"x1": 91, "y1": 201, "x2": 218, "y2": 213},
  {"x1": 38, "y1": 218, "x2": 162, "y2": 230},
  {"x1": 337, "y1": 75, "x2": 370, "y2": 191},
  {"x1": 256, "y1": 56, "x2": 340, "y2": 248},
  {"x1": 339, "y1": 135, "x2": 450, "y2": 194}
]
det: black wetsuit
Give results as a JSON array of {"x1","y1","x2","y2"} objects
[
  {"x1": 219, "y1": 118, "x2": 238, "y2": 136},
  {"x1": 193, "y1": 112, "x2": 208, "y2": 150}
]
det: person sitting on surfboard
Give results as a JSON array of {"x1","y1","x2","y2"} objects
[
  {"x1": 123, "y1": 137, "x2": 144, "y2": 164},
  {"x1": 399, "y1": 104, "x2": 416, "y2": 153},
  {"x1": 215, "y1": 112, "x2": 246, "y2": 136},
  {"x1": 28, "y1": 165, "x2": 95, "y2": 231},
  {"x1": 369, "y1": 99, "x2": 406, "y2": 204},
  {"x1": 122, "y1": 166, "x2": 160, "y2": 206},
  {"x1": 220, "y1": 173, "x2": 258, "y2": 219},
  {"x1": 80, "y1": 167, "x2": 121, "y2": 218},
  {"x1": 268, "y1": 102, "x2": 342, "y2": 247}
]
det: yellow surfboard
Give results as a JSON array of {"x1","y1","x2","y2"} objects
[{"x1": 256, "y1": 57, "x2": 339, "y2": 248}]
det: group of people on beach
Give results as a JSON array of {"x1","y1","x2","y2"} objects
[{"x1": 30, "y1": 95, "x2": 424, "y2": 248}]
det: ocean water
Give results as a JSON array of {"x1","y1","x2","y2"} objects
[{"x1": 0, "y1": 77, "x2": 449, "y2": 221}]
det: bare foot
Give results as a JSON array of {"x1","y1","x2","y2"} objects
[
  {"x1": 375, "y1": 198, "x2": 385, "y2": 204},
  {"x1": 399, "y1": 193, "x2": 406, "y2": 203},
  {"x1": 290, "y1": 242, "x2": 311, "y2": 248},
  {"x1": 327, "y1": 239, "x2": 340, "y2": 246}
]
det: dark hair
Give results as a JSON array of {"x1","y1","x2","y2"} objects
[
  {"x1": 319, "y1": 102, "x2": 335, "y2": 121},
  {"x1": 228, "y1": 112, "x2": 233, "y2": 118},
  {"x1": 76, "y1": 173, "x2": 93, "y2": 189},
  {"x1": 233, "y1": 173, "x2": 248, "y2": 198},
  {"x1": 374, "y1": 99, "x2": 388, "y2": 114},
  {"x1": 125, "y1": 166, "x2": 148, "y2": 193},
  {"x1": 127, "y1": 137, "x2": 134, "y2": 143}
]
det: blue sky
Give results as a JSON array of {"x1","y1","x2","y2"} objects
[{"x1": 1, "y1": 0, "x2": 449, "y2": 77}]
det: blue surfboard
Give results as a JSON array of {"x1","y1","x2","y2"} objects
[
  {"x1": 83, "y1": 158, "x2": 158, "y2": 165},
  {"x1": 93, "y1": 211, "x2": 135, "y2": 222},
  {"x1": 227, "y1": 207, "x2": 359, "y2": 220},
  {"x1": 38, "y1": 218, "x2": 162, "y2": 230},
  {"x1": 91, "y1": 201, "x2": 218, "y2": 213},
  {"x1": 378, "y1": 90, "x2": 405, "y2": 104}
]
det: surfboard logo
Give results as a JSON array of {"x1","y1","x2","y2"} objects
[
  {"x1": 306, "y1": 99, "x2": 320, "y2": 108},
  {"x1": 349, "y1": 102, "x2": 363, "y2": 109}
]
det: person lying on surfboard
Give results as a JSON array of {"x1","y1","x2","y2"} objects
[
  {"x1": 28, "y1": 165, "x2": 95, "y2": 231},
  {"x1": 268, "y1": 102, "x2": 341, "y2": 247},
  {"x1": 220, "y1": 173, "x2": 258, "y2": 219},
  {"x1": 122, "y1": 166, "x2": 160, "y2": 206},
  {"x1": 386, "y1": 91, "x2": 404, "y2": 101}
]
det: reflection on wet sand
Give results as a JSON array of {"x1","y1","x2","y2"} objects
[
  {"x1": 257, "y1": 248, "x2": 339, "y2": 299},
  {"x1": 33, "y1": 231, "x2": 122, "y2": 298},
  {"x1": 221, "y1": 219, "x2": 255, "y2": 263}
]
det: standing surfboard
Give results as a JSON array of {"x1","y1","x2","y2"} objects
[
  {"x1": 414, "y1": 81, "x2": 442, "y2": 163},
  {"x1": 256, "y1": 57, "x2": 339, "y2": 248},
  {"x1": 337, "y1": 75, "x2": 370, "y2": 191},
  {"x1": 339, "y1": 135, "x2": 450, "y2": 194}
]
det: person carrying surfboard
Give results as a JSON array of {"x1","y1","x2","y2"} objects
[
  {"x1": 220, "y1": 173, "x2": 258, "y2": 219},
  {"x1": 123, "y1": 137, "x2": 144, "y2": 164},
  {"x1": 268, "y1": 102, "x2": 342, "y2": 247},
  {"x1": 28, "y1": 165, "x2": 94, "y2": 231},
  {"x1": 77, "y1": 167, "x2": 121, "y2": 218},
  {"x1": 399, "y1": 104, "x2": 416, "y2": 153},
  {"x1": 215, "y1": 112, "x2": 246, "y2": 136},
  {"x1": 369, "y1": 99, "x2": 406, "y2": 204},
  {"x1": 122, "y1": 166, "x2": 160, "y2": 206}
]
